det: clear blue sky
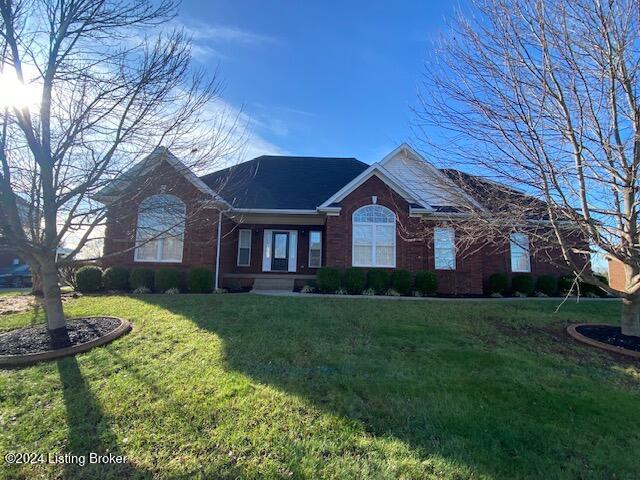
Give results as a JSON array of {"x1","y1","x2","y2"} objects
[{"x1": 178, "y1": 0, "x2": 465, "y2": 164}]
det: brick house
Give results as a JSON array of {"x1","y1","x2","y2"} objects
[{"x1": 97, "y1": 144, "x2": 580, "y2": 294}]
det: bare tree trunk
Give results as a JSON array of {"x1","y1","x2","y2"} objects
[
  {"x1": 40, "y1": 257, "x2": 65, "y2": 331},
  {"x1": 621, "y1": 298, "x2": 640, "y2": 337},
  {"x1": 30, "y1": 264, "x2": 43, "y2": 296}
]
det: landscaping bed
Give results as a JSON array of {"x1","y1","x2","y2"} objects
[
  {"x1": 568, "y1": 323, "x2": 640, "y2": 358},
  {"x1": 0, "y1": 317, "x2": 130, "y2": 366}
]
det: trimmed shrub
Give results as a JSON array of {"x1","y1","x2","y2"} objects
[
  {"x1": 316, "y1": 267, "x2": 341, "y2": 293},
  {"x1": 390, "y1": 269, "x2": 412, "y2": 295},
  {"x1": 558, "y1": 274, "x2": 577, "y2": 294},
  {"x1": 512, "y1": 274, "x2": 534, "y2": 296},
  {"x1": 488, "y1": 273, "x2": 508, "y2": 294},
  {"x1": 385, "y1": 288, "x2": 401, "y2": 296},
  {"x1": 367, "y1": 269, "x2": 389, "y2": 294},
  {"x1": 133, "y1": 286, "x2": 151, "y2": 294},
  {"x1": 102, "y1": 267, "x2": 129, "y2": 291},
  {"x1": 154, "y1": 268, "x2": 181, "y2": 293},
  {"x1": 187, "y1": 268, "x2": 213, "y2": 293},
  {"x1": 415, "y1": 270, "x2": 438, "y2": 295},
  {"x1": 165, "y1": 288, "x2": 180, "y2": 295},
  {"x1": 343, "y1": 267, "x2": 366, "y2": 294},
  {"x1": 129, "y1": 268, "x2": 154, "y2": 290},
  {"x1": 75, "y1": 265, "x2": 102, "y2": 293},
  {"x1": 582, "y1": 274, "x2": 609, "y2": 297},
  {"x1": 535, "y1": 275, "x2": 558, "y2": 296},
  {"x1": 362, "y1": 288, "x2": 376, "y2": 296}
]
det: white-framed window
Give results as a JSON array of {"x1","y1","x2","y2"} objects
[
  {"x1": 134, "y1": 194, "x2": 185, "y2": 263},
  {"x1": 352, "y1": 205, "x2": 396, "y2": 268},
  {"x1": 308, "y1": 231, "x2": 322, "y2": 268},
  {"x1": 237, "y1": 229, "x2": 252, "y2": 266},
  {"x1": 510, "y1": 232, "x2": 531, "y2": 272},
  {"x1": 434, "y1": 227, "x2": 456, "y2": 270}
]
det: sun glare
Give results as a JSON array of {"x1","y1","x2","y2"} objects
[{"x1": 0, "y1": 70, "x2": 41, "y2": 110}]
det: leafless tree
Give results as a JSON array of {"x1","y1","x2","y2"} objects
[
  {"x1": 0, "y1": 0, "x2": 241, "y2": 330},
  {"x1": 415, "y1": 0, "x2": 640, "y2": 334}
]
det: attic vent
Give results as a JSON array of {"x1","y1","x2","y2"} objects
[
  {"x1": 159, "y1": 185, "x2": 167, "y2": 193},
  {"x1": 372, "y1": 195, "x2": 377, "y2": 204}
]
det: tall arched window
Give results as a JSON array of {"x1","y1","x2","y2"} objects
[
  {"x1": 134, "y1": 194, "x2": 186, "y2": 262},
  {"x1": 352, "y1": 205, "x2": 396, "y2": 267}
]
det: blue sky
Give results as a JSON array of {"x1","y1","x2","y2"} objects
[{"x1": 178, "y1": 0, "x2": 465, "y2": 164}]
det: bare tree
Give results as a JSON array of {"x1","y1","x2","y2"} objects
[
  {"x1": 415, "y1": 0, "x2": 640, "y2": 334},
  {"x1": 0, "y1": 0, "x2": 240, "y2": 330}
]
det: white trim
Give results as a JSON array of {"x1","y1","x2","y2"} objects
[
  {"x1": 318, "y1": 163, "x2": 426, "y2": 209},
  {"x1": 308, "y1": 231, "x2": 322, "y2": 268},
  {"x1": 232, "y1": 208, "x2": 318, "y2": 214},
  {"x1": 262, "y1": 230, "x2": 272, "y2": 272},
  {"x1": 351, "y1": 205, "x2": 396, "y2": 268},
  {"x1": 434, "y1": 227, "x2": 456, "y2": 270},
  {"x1": 288, "y1": 231, "x2": 297, "y2": 272},
  {"x1": 237, "y1": 229, "x2": 252, "y2": 267},
  {"x1": 215, "y1": 213, "x2": 222, "y2": 290}
]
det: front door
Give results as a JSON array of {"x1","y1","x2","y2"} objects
[{"x1": 271, "y1": 231, "x2": 289, "y2": 271}]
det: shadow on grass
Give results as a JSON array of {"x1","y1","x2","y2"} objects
[
  {"x1": 128, "y1": 294, "x2": 639, "y2": 479},
  {"x1": 57, "y1": 356, "x2": 151, "y2": 479}
]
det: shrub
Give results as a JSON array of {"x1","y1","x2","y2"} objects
[
  {"x1": 385, "y1": 288, "x2": 401, "y2": 296},
  {"x1": 390, "y1": 269, "x2": 412, "y2": 295},
  {"x1": 511, "y1": 274, "x2": 534, "y2": 296},
  {"x1": 102, "y1": 267, "x2": 129, "y2": 291},
  {"x1": 154, "y1": 268, "x2": 181, "y2": 293},
  {"x1": 488, "y1": 273, "x2": 508, "y2": 294},
  {"x1": 75, "y1": 265, "x2": 102, "y2": 293},
  {"x1": 301, "y1": 284, "x2": 316, "y2": 294},
  {"x1": 367, "y1": 269, "x2": 389, "y2": 294},
  {"x1": 316, "y1": 267, "x2": 341, "y2": 293},
  {"x1": 415, "y1": 270, "x2": 438, "y2": 295},
  {"x1": 336, "y1": 288, "x2": 349, "y2": 295},
  {"x1": 187, "y1": 268, "x2": 213, "y2": 293},
  {"x1": 362, "y1": 288, "x2": 376, "y2": 296},
  {"x1": 130, "y1": 268, "x2": 154, "y2": 290},
  {"x1": 558, "y1": 274, "x2": 576, "y2": 294},
  {"x1": 133, "y1": 286, "x2": 151, "y2": 294},
  {"x1": 165, "y1": 288, "x2": 180, "y2": 295},
  {"x1": 535, "y1": 275, "x2": 558, "y2": 296},
  {"x1": 343, "y1": 267, "x2": 366, "y2": 294},
  {"x1": 582, "y1": 274, "x2": 609, "y2": 297}
]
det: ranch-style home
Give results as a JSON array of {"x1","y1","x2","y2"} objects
[{"x1": 97, "y1": 144, "x2": 579, "y2": 294}]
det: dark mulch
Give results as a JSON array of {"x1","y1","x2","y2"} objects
[
  {"x1": 0, "y1": 317, "x2": 120, "y2": 355},
  {"x1": 576, "y1": 324, "x2": 640, "y2": 353}
]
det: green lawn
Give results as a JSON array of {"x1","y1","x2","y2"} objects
[{"x1": 0, "y1": 294, "x2": 638, "y2": 479}]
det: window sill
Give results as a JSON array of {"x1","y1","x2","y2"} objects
[{"x1": 134, "y1": 259, "x2": 183, "y2": 263}]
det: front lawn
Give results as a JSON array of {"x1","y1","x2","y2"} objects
[{"x1": 0, "y1": 295, "x2": 638, "y2": 479}]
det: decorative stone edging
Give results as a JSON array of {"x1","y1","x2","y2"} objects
[
  {"x1": 0, "y1": 316, "x2": 131, "y2": 368},
  {"x1": 566, "y1": 323, "x2": 640, "y2": 360}
]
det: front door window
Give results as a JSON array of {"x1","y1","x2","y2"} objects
[{"x1": 271, "y1": 232, "x2": 289, "y2": 271}]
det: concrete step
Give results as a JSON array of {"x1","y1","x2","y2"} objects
[{"x1": 252, "y1": 277, "x2": 295, "y2": 292}]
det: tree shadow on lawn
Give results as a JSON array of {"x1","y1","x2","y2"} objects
[
  {"x1": 136, "y1": 295, "x2": 639, "y2": 479},
  {"x1": 57, "y1": 356, "x2": 152, "y2": 479}
]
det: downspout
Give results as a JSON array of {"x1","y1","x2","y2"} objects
[{"x1": 215, "y1": 211, "x2": 222, "y2": 290}]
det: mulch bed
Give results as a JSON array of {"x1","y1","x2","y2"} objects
[
  {"x1": 0, "y1": 317, "x2": 120, "y2": 356},
  {"x1": 575, "y1": 324, "x2": 640, "y2": 353}
]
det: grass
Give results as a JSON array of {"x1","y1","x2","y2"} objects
[{"x1": 0, "y1": 294, "x2": 638, "y2": 479}]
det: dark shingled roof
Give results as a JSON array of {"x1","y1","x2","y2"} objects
[{"x1": 200, "y1": 155, "x2": 369, "y2": 209}]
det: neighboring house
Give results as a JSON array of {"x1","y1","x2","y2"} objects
[{"x1": 97, "y1": 144, "x2": 583, "y2": 294}]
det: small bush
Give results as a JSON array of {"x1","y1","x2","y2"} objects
[
  {"x1": 301, "y1": 284, "x2": 316, "y2": 294},
  {"x1": 154, "y1": 268, "x2": 181, "y2": 293},
  {"x1": 367, "y1": 269, "x2": 389, "y2": 294},
  {"x1": 415, "y1": 271, "x2": 438, "y2": 295},
  {"x1": 488, "y1": 273, "x2": 508, "y2": 294},
  {"x1": 535, "y1": 275, "x2": 558, "y2": 296},
  {"x1": 187, "y1": 268, "x2": 213, "y2": 293},
  {"x1": 336, "y1": 288, "x2": 349, "y2": 295},
  {"x1": 133, "y1": 286, "x2": 151, "y2": 294},
  {"x1": 582, "y1": 274, "x2": 609, "y2": 297},
  {"x1": 102, "y1": 267, "x2": 129, "y2": 291},
  {"x1": 130, "y1": 268, "x2": 154, "y2": 290},
  {"x1": 75, "y1": 265, "x2": 103, "y2": 293},
  {"x1": 385, "y1": 288, "x2": 401, "y2": 297},
  {"x1": 390, "y1": 269, "x2": 412, "y2": 295},
  {"x1": 165, "y1": 288, "x2": 180, "y2": 295},
  {"x1": 316, "y1": 267, "x2": 341, "y2": 293},
  {"x1": 511, "y1": 274, "x2": 534, "y2": 296},
  {"x1": 343, "y1": 267, "x2": 366, "y2": 294},
  {"x1": 412, "y1": 290, "x2": 423, "y2": 297},
  {"x1": 362, "y1": 288, "x2": 376, "y2": 296}
]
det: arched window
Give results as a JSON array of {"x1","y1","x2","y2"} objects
[
  {"x1": 352, "y1": 205, "x2": 396, "y2": 267},
  {"x1": 134, "y1": 194, "x2": 186, "y2": 263}
]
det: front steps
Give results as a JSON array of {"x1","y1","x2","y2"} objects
[{"x1": 251, "y1": 277, "x2": 295, "y2": 292}]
